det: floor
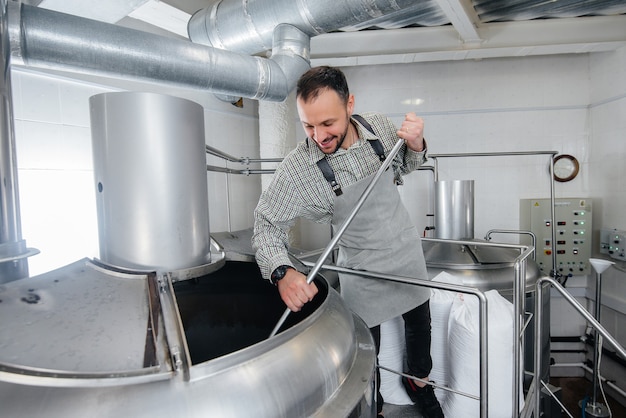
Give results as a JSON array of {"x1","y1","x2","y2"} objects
[
  {"x1": 380, "y1": 377, "x2": 626, "y2": 418},
  {"x1": 549, "y1": 376, "x2": 626, "y2": 418}
]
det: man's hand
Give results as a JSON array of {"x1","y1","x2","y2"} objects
[
  {"x1": 277, "y1": 269, "x2": 319, "y2": 312},
  {"x1": 397, "y1": 112, "x2": 425, "y2": 152}
]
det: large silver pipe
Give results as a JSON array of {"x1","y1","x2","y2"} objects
[
  {"x1": 434, "y1": 179, "x2": 474, "y2": 239},
  {"x1": 90, "y1": 92, "x2": 212, "y2": 272},
  {"x1": 188, "y1": 0, "x2": 441, "y2": 55},
  {"x1": 0, "y1": 0, "x2": 37, "y2": 282},
  {"x1": 8, "y1": 4, "x2": 310, "y2": 102}
]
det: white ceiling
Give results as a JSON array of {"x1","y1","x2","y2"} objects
[{"x1": 30, "y1": 0, "x2": 626, "y2": 66}]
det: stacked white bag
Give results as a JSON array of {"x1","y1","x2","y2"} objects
[
  {"x1": 428, "y1": 271, "x2": 464, "y2": 405},
  {"x1": 443, "y1": 288, "x2": 524, "y2": 418},
  {"x1": 378, "y1": 316, "x2": 413, "y2": 405}
]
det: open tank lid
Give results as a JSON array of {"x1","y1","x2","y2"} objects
[
  {"x1": 423, "y1": 240, "x2": 527, "y2": 270},
  {"x1": 0, "y1": 259, "x2": 159, "y2": 374}
]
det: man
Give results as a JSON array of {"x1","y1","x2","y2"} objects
[{"x1": 252, "y1": 66, "x2": 443, "y2": 418}]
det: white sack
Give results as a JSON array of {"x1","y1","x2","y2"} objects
[
  {"x1": 429, "y1": 271, "x2": 463, "y2": 404},
  {"x1": 443, "y1": 289, "x2": 523, "y2": 418},
  {"x1": 379, "y1": 316, "x2": 413, "y2": 405}
]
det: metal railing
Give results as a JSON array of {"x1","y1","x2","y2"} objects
[
  {"x1": 301, "y1": 239, "x2": 626, "y2": 418},
  {"x1": 532, "y1": 276, "x2": 626, "y2": 417},
  {"x1": 429, "y1": 150, "x2": 559, "y2": 280},
  {"x1": 299, "y1": 237, "x2": 535, "y2": 418}
]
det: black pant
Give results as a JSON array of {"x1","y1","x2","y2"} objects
[{"x1": 370, "y1": 300, "x2": 432, "y2": 413}]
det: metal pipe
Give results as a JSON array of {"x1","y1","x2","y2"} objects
[
  {"x1": 379, "y1": 366, "x2": 479, "y2": 400},
  {"x1": 542, "y1": 165, "x2": 558, "y2": 284},
  {"x1": 206, "y1": 164, "x2": 275, "y2": 175},
  {"x1": 270, "y1": 138, "x2": 406, "y2": 338},
  {"x1": 9, "y1": 4, "x2": 310, "y2": 102},
  {"x1": 485, "y1": 229, "x2": 537, "y2": 260},
  {"x1": 429, "y1": 151, "x2": 558, "y2": 158},
  {"x1": 592, "y1": 269, "x2": 603, "y2": 407},
  {"x1": 205, "y1": 145, "x2": 283, "y2": 164},
  {"x1": 534, "y1": 281, "x2": 547, "y2": 417},
  {"x1": 513, "y1": 245, "x2": 534, "y2": 417},
  {"x1": 0, "y1": 0, "x2": 37, "y2": 282}
]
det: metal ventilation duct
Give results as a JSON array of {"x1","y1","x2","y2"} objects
[
  {"x1": 188, "y1": 0, "x2": 449, "y2": 55},
  {"x1": 8, "y1": 3, "x2": 310, "y2": 101}
]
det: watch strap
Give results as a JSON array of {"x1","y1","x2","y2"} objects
[{"x1": 270, "y1": 265, "x2": 293, "y2": 285}]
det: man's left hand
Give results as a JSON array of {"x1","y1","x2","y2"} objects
[{"x1": 397, "y1": 112, "x2": 425, "y2": 152}]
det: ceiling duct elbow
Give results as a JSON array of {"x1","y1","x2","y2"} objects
[
  {"x1": 188, "y1": 0, "x2": 423, "y2": 55},
  {"x1": 215, "y1": 24, "x2": 310, "y2": 102},
  {"x1": 267, "y1": 24, "x2": 311, "y2": 97}
]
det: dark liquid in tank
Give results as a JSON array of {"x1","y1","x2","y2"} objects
[{"x1": 173, "y1": 261, "x2": 327, "y2": 364}]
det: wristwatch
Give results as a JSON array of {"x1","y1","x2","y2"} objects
[{"x1": 270, "y1": 265, "x2": 293, "y2": 285}]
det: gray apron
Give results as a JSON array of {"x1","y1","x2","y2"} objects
[{"x1": 332, "y1": 168, "x2": 431, "y2": 328}]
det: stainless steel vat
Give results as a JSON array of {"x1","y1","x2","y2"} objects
[
  {"x1": 434, "y1": 180, "x2": 474, "y2": 240},
  {"x1": 0, "y1": 258, "x2": 376, "y2": 417},
  {"x1": 423, "y1": 240, "x2": 541, "y2": 295},
  {"x1": 90, "y1": 92, "x2": 211, "y2": 272}
]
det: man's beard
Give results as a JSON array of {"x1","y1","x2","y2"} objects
[{"x1": 329, "y1": 120, "x2": 350, "y2": 154}]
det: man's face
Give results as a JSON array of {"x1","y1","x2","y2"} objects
[{"x1": 297, "y1": 88, "x2": 354, "y2": 154}]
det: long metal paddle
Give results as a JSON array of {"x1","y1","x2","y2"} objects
[{"x1": 269, "y1": 137, "x2": 406, "y2": 337}]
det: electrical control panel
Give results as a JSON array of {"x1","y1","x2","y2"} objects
[
  {"x1": 600, "y1": 228, "x2": 626, "y2": 261},
  {"x1": 520, "y1": 198, "x2": 592, "y2": 276}
]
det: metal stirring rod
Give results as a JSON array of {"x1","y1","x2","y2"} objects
[{"x1": 269, "y1": 137, "x2": 406, "y2": 338}]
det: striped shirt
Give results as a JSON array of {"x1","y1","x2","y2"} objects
[{"x1": 252, "y1": 112, "x2": 427, "y2": 280}]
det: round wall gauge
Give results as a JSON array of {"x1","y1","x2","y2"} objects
[{"x1": 552, "y1": 154, "x2": 579, "y2": 182}]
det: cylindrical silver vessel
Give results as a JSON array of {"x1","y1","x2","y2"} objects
[
  {"x1": 434, "y1": 180, "x2": 474, "y2": 239},
  {"x1": 0, "y1": 259, "x2": 376, "y2": 417},
  {"x1": 90, "y1": 92, "x2": 210, "y2": 271}
]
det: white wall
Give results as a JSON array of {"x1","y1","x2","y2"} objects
[
  {"x1": 343, "y1": 55, "x2": 592, "y2": 238},
  {"x1": 588, "y1": 46, "x2": 626, "y2": 391}
]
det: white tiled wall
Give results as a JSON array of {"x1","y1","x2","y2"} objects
[
  {"x1": 343, "y1": 55, "x2": 594, "y2": 239},
  {"x1": 587, "y1": 46, "x2": 626, "y2": 389}
]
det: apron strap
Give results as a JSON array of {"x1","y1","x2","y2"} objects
[
  {"x1": 317, "y1": 158, "x2": 343, "y2": 196},
  {"x1": 317, "y1": 114, "x2": 387, "y2": 196},
  {"x1": 352, "y1": 114, "x2": 386, "y2": 161}
]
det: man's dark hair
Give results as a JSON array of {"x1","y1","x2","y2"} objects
[{"x1": 296, "y1": 66, "x2": 350, "y2": 104}]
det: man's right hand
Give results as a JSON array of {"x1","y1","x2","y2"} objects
[{"x1": 277, "y1": 269, "x2": 319, "y2": 312}]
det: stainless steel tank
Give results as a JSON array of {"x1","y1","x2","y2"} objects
[
  {"x1": 423, "y1": 240, "x2": 541, "y2": 295},
  {"x1": 427, "y1": 178, "x2": 550, "y2": 385},
  {"x1": 90, "y1": 92, "x2": 211, "y2": 272},
  {"x1": 434, "y1": 180, "x2": 474, "y2": 240},
  {"x1": 0, "y1": 258, "x2": 377, "y2": 417}
]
